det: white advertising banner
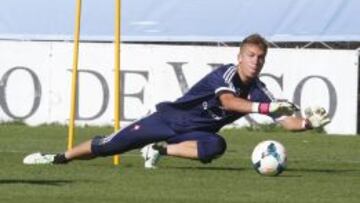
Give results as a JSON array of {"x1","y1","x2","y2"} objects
[{"x1": 0, "y1": 41, "x2": 358, "y2": 135}]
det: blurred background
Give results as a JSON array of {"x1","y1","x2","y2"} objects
[{"x1": 0, "y1": 0, "x2": 359, "y2": 135}]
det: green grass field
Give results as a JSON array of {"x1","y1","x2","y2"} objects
[{"x1": 0, "y1": 124, "x2": 359, "y2": 203}]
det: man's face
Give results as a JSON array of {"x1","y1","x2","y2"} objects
[{"x1": 237, "y1": 44, "x2": 266, "y2": 80}]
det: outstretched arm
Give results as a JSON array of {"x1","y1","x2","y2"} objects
[
  {"x1": 278, "y1": 106, "x2": 331, "y2": 131},
  {"x1": 219, "y1": 92, "x2": 297, "y2": 116},
  {"x1": 219, "y1": 92, "x2": 253, "y2": 113},
  {"x1": 278, "y1": 116, "x2": 307, "y2": 131},
  {"x1": 219, "y1": 92, "x2": 331, "y2": 131}
]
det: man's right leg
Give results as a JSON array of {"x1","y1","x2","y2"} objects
[
  {"x1": 23, "y1": 112, "x2": 175, "y2": 165},
  {"x1": 63, "y1": 140, "x2": 94, "y2": 160},
  {"x1": 23, "y1": 139, "x2": 96, "y2": 165}
]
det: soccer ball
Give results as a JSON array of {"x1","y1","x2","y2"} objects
[{"x1": 251, "y1": 140, "x2": 287, "y2": 176}]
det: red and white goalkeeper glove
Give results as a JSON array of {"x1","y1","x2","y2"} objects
[
  {"x1": 303, "y1": 106, "x2": 331, "y2": 129},
  {"x1": 252, "y1": 101, "x2": 299, "y2": 116}
]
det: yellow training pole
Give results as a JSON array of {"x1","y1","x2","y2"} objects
[
  {"x1": 67, "y1": 0, "x2": 82, "y2": 150},
  {"x1": 113, "y1": 0, "x2": 121, "y2": 165}
]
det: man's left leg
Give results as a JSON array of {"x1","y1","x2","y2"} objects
[{"x1": 147, "y1": 131, "x2": 227, "y2": 164}]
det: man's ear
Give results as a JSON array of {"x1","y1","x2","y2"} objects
[{"x1": 237, "y1": 53, "x2": 242, "y2": 63}]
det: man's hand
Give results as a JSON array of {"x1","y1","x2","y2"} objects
[
  {"x1": 304, "y1": 106, "x2": 331, "y2": 128},
  {"x1": 253, "y1": 101, "x2": 299, "y2": 116}
]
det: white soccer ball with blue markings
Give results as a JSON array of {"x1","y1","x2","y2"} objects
[{"x1": 251, "y1": 140, "x2": 287, "y2": 176}]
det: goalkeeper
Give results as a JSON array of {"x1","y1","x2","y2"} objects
[{"x1": 23, "y1": 34, "x2": 331, "y2": 168}]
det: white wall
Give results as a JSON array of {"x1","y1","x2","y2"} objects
[{"x1": 0, "y1": 41, "x2": 358, "y2": 134}]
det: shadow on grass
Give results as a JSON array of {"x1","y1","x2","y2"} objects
[
  {"x1": 164, "y1": 166, "x2": 359, "y2": 178},
  {"x1": 165, "y1": 166, "x2": 245, "y2": 171},
  {"x1": 287, "y1": 168, "x2": 359, "y2": 174},
  {"x1": 0, "y1": 179, "x2": 74, "y2": 186}
]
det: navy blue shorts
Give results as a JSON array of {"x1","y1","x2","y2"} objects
[{"x1": 91, "y1": 112, "x2": 227, "y2": 163}]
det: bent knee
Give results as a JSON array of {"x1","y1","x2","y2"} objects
[{"x1": 198, "y1": 136, "x2": 227, "y2": 163}]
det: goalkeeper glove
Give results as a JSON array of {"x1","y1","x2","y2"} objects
[
  {"x1": 252, "y1": 101, "x2": 299, "y2": 116},
  {"x1": 303, "y1": 106, "x2": 331, "y2": 129}
]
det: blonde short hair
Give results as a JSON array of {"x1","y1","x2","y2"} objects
[{"x1": 240, "y1": 34, "x2": 268, "y2": 54}]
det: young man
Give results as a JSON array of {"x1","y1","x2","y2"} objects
[{"x1": 23, "y1": 34, "x2": 330, "y2": 168}]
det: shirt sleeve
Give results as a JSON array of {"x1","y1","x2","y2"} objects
[
  {"x1": 249, "y1": 79, "x2": 276, "y2": 102},
  {"x1": 211, "y1": 65, "x2": 237, "y2": 96}
]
